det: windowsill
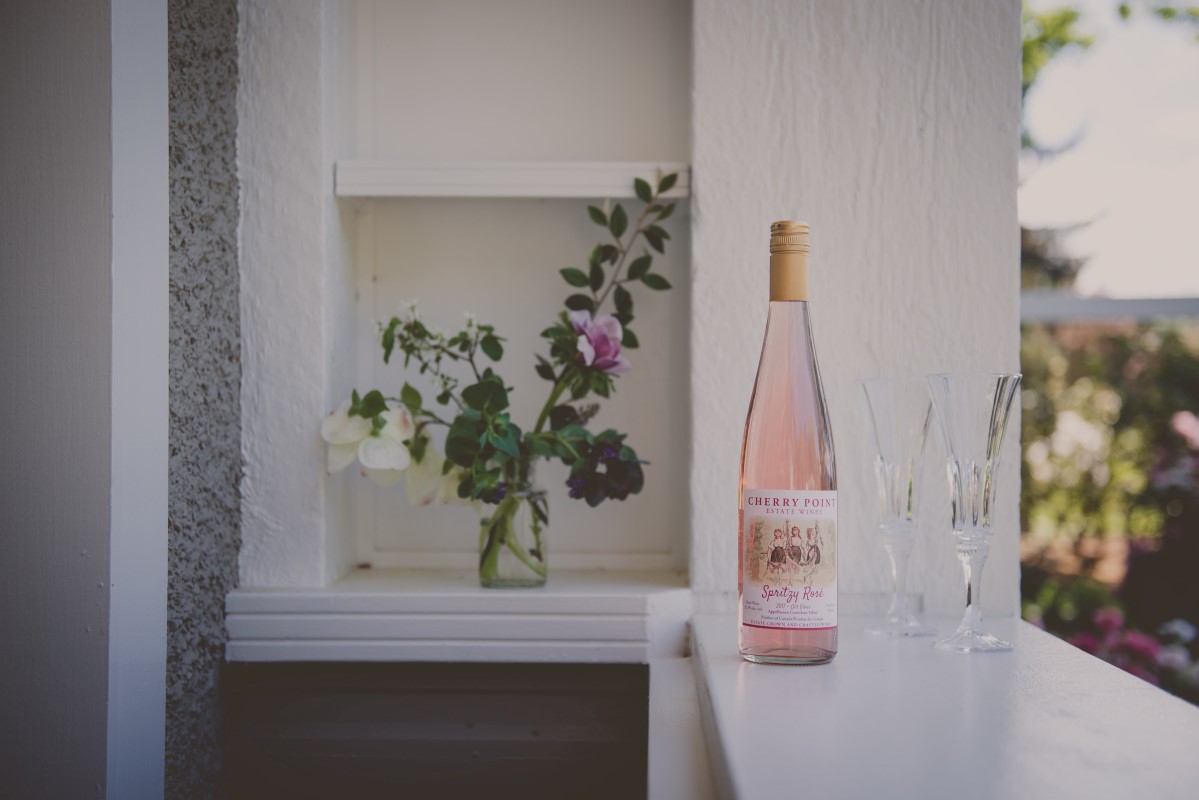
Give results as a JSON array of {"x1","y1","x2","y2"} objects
[
  {"x1": 691, "y1": 614, "x2": 1199, "y2": 799},
  {"x1": 225, "y1": 568, "x2": 691, "y2": 663}
]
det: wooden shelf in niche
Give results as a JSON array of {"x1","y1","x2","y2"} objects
[{"x1": 334, "y1": 160, "x2": 691, "y2": 199}]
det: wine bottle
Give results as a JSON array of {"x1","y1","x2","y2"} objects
[{"x1": 738, "y1": 221, "x2": 838, "y2": 665}]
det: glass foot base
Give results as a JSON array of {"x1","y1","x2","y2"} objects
[
  {"x1": 740, "y1": 649, "x2": 836, "y2": 666},
  {"x1": 934, "y1": 628, "x2": 1012, "y2": 653},
  {"x1": 865, "y1": 617, "x2": 937, "y2": 638}
]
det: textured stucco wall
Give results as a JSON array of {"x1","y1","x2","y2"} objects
[
  {"x1": 167, "y1": 0, "x2": 241, "y2": 794},
  {"x1": 690, "y1": 0, "x2": 1022, "y2": 615}
]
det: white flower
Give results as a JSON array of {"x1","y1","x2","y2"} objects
[
  {"x1": 1159, "y1": 618, "x2": 1197, "y2": 645},
  {"x1": 405, "y1": 448, "x2": 467, "y2": 506},
  {"x1": 321, "y1": 401, "x2": 372, "y2": 474},
  {"x1": 358, "y1": 408, "x2": 414, "y2": 485},
  {"x1": 321, "y1": 402, "x2": 414, "y2": 486},
  {"x1": 1157, "y1": 644, "x2": 1192, "y2": 672}
]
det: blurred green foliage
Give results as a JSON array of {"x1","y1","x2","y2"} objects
[{"x1": 1021, "y1": 323, "x2": 1199, "y2": 548}]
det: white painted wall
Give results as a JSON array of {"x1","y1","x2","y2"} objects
[
  {"x1": 240, "y1": 0, "x2": 692, "y2": 584},
  {"x1": 239, "y1": 0, "x2": 359, "y2": 586},
  {"x1": 689, "y1": 0, "x2": 1022, "y2": 615},
  {"x1": 0, "y1": 0, "x2": 168, "y2": 794}
]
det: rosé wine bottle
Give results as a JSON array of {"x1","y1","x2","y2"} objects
[{"x1": 739, "y1": 221, "x2": 838, "y2": 665}]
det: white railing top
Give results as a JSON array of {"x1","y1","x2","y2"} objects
[{"x1": 1021, "y1": 291, "x2": 1199, "y2": 324}]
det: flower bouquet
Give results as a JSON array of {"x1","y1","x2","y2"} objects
[{"x1": 321, "y1": 172, "x2": 680, "y2": 586}]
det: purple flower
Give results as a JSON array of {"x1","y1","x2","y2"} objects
[{"x1": 569, "y1": 311, "x2": 630, "y2": 375}]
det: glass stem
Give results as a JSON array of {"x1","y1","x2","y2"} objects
[
  {"x1": 882, "y1": 531, "x2": 915, "y2": 620},
  {"x1": 955, "y1": 535, "x2": 990, "y2": 632}
]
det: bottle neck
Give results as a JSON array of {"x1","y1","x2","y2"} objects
[{"x1": 769, "y1": 252, "x2": 809, "y2": 301}]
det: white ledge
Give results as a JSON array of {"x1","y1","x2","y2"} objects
[
  {"x1": 226, "y1": 568, "x2": 691, "y2": 663},
  {"x1": 334, "y1": 160, "x2": 691, "y2": 199},
  {"x1": 692, "y1": 614, "x2": 1199, "y2": 800}
]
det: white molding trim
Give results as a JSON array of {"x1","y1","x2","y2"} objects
[
  {"x1": 361, "y1": 550, "x2": 678, "y2": 572},
  {"x1": 106, "y1": 0, "x2": 167, "y2": 795},
  {"x1": 335, "y1": 160, "x2": 691, "y2": 199},
  {"x1": 226, "y1": 569, "x2": 691, "y2": 663},
  {"x1": 1021, "y1": 291, "x2": 1199, "y2": 324}
]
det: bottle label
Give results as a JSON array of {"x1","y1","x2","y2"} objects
[{"x1": 741, "y1": 489, "x2": 838, "y2": 630}]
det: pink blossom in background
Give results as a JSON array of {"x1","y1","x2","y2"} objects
[
  {"x1": 569, "y1": 310, "x2": 630, "y2": 375},
  {"x1": 1094, "y1": 607, "x2": 1124, "y2": 634},
  {"x1": 1068, "y1": 632, "x2": 1100, "y2": 654},
  {"x1": 1121, "y1": 630, "x2": 1162, "y2": 661},
  {"x1": 1171, "y1": 410, "x2": 1199, "y2": 450}
]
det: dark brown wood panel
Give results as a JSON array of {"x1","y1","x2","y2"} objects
[{"x1": 223, "y1": 662, "x2": 649, "y2": 799}]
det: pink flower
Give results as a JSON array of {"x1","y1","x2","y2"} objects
[
  {"x1": 1093, "y1": 607, "x2": 1124, "y2": 634},
  {"x1": 1120, "y1": 630, "x2": 1162, "y2": 662},
  {"x1": 1068, "y1": 632, "x2": 1100, "y2": 654},
  {"x1": 569, "y1": 311, "x2": 630, "y2": 375},
  {"x1": 1171, "y1": 411, "x2": 1199, "y2": 450}
]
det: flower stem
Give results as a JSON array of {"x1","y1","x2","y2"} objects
[{"x1": 533, "y1": 377, "x2": 569, "y2": 434}]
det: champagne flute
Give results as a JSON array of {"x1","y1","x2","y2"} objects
[
  {"x1": 926, "y1": 372, "x2": 1022, "y2": 653},
  {"x1": 861, "y1": 378, "x2": 936, "y2": 637}
]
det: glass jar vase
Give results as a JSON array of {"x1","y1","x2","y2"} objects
[{"x1": 477, "y1": 459, "x2": 548, "y2": 588}]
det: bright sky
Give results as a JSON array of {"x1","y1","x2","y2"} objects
[{"x1": 1020, "y1": 0, "x2": 1199, "y2": 297}]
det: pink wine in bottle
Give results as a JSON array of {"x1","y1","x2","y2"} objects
[{"x1": 738, "y1": 221, "x2": 838, "y2": 665}]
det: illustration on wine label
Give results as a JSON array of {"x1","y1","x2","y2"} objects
[{"x1": 741, "y1": 488, "x2": 837, "y2": 630}]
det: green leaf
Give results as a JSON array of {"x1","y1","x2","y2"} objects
[
  {"x1": 643, "y1": 227, "x2": 665, "y2": 253},
  {"x1": 480, "y1": 334, "x2": 503, "y2": 361},
  {"x1": 600, "y1": 244, "x2": 620, "y2": 264},
  {"x1": 445, "y1": 431, "x2": 481, "y2": 467},
  {"x1": 436, "y1": 390, "x2": 451, "y2": 406},
  {"x1": 589, "y1": 260, "x2": 604, "y2": 292},
  {"x1": 647, "y1": 224, "x2": 670, "y2": 242},
  {"x1": 587, "y1": 205, "x2": 608, "y2": 226},
  {"x1": 359, "y1": 389, "x2": 387, "y2": 418},
  {"x1": 527, "y1": 435, "x2": 555, "y2": 457},
  {"x1": 658, "y1": 172, "x2": 678, "y2": 194},
  {"x1": 349, "y1": 389, "x2": 363, "y2": 416},
  {"x1": 400, "y1": 383, "x2": 422, "y2": 411},
  {"x1": 613, "y1": 311, "x2": 632, "y2": 327},
  {"x1": 641, "y1": 273, "x2": 672, "y2": 291},
  {"x1": 560, "y1": 267, "x2": 589, "y2": 287},
  {"x1": 535, "y1": 355, "x2": 556, "y2": 382},
  {"x1": 627, "y1": 254, "x2": 652, "y2": 280},
  {"x1": 634, "y1": 178, "x2": 653, "y2": 203},
  {"x1": 657, "y1": 202, "x2": 676, "y2": 221},
  {"x1": 565, "y1": 294, "x2": 596, "y2": 312},
  {"x1": 614, "y1": 285, "x2": 633, "y2": 315},
  {"x1": 461, "y1": 380, "x2": 509, "y2": 413},
  {"x1": 488, "y1": 429, "x2": 521, "y2": 458},
  {"x1": 622, "y1": 328, "x2": 639, "y2": 349},
  {"x1": 589, "y1": 244, "x2": 603, "y2": 266},
  {"x1": 381, "y1": 319, "x2": 398, "y2": 363},
  {"x1": 609, "y1": 204, "x2": 628, "y2": 238}
]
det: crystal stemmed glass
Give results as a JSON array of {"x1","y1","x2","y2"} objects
[
  {"x1": 926, "y1": 372, "x2": 1022, "y2": 653},
  {"x1": 861, "y1": 379, "x2": 937, "y2": 637}
]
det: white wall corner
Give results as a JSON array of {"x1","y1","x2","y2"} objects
[
  {"x1": 689, "y1": 0, "x2": 1022, "y2": 615},
  {"x1": 238, "y1": 0, "x2": 341, "y2": 586}
]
